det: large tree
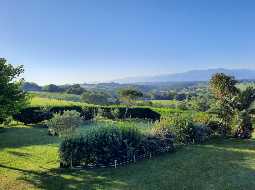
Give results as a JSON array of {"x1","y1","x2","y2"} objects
[{"x1": 0, "y1": 58, "x2": 27, "y2": 123}]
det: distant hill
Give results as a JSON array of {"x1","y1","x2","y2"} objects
[{"x1": 114, "y1": 68, "x2": 255, "y2": 84}]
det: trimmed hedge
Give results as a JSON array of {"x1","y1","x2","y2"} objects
[
  {"x1": 59, "y1": 125, "x2": 175, "y2": 168},
  {"x1": 13, "y1": 107, "x2": 52, "y2": 125},
  {"x1": 13, "y1": 105, "x2": 161, "y2": 124}
]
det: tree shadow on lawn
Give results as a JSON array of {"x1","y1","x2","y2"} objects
[
  {"x1": 206, "y1": 136, "x2": 255, "y2": 151},
  {"x1": 0, "y1": 126, "x2": 60, "y2": 150},
  {"x1": 0, "y1": 164, "x2": 127, "y2": 190},
  {"x1": 2, "y1": 138, "x2": 255, "y2": 190}
]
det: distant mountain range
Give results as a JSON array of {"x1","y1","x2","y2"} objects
[{"x1": 114, "y1": 68, "x2": 255, "y2": 84}]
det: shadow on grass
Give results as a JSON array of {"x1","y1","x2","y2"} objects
[
  {"x1": 0, "y1": 126, "x2": 60, "y2": 150},
  {"x1": 0, "y1": 164, "x2": 127, "y2": 190},
  {"x1": 2, "y1": 138, "x2": 255, "y2": 190},
  {"x1": 7, "y1": 150, "x2": 32, "y2": 158}
]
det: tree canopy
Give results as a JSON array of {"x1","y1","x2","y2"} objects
[
  {"x1": 209, "y1": 73, "x2": 255, "y2": 138},
  {"x1": 118, "y1": 88, "x2": 143, "y2": 106},
  {"x1": 81, "y1": 91, "x2": 110, "y2": 105},
  {"x1": 66, "y1": 84, "x2": 85, "y2": 95},
  {"x1": 0, "y1": 58, "x2": 27, "y2": 123}
]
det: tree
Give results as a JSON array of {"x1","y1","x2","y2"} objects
[
  {"x1": 175, "y1": 93, "x2": 186, "y2": 101},
  {"x1": 66, "y1": 84, "x2": 85, "y2": 95},
  {"x1": 236, "y1": 86, "x2": 255, "y2": 111},
  {"x1": 81, "y1": 91, "x2": 109, "y2": 105},
  {"x1": 22, "y1": 82, "x2": 42, "y2": 92},
  {"x1": 209, "y1": 73, "x2": 238, "y2": 102},
  {"x1": 118, "y1": 88, "x2": 143, "y2": 106},
  {"x1": 209, "y1": 73, "x2": 255, "y2": 138},
  {"x1": 0, "y1": 58, "x2": 27, "y2": 123},
  {"x1": 42, "y1": 84, "x2": 63, "y2": 92}
]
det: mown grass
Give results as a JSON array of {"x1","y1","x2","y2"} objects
[{"x1": 1, "y1": 124, "x2": 255, "y2": 190}]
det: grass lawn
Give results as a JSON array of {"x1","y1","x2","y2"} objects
[{"x1": 1, "y1": 124, "x2": 255, "y2": 190}]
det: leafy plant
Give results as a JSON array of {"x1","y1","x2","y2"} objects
[
  {"x1": 153, "y1": 115, "x2": 211, "y2": 144},
  {"x1": 210, "y1": 73, "x2": 255, "y2": 138},
  {"x1": 46, "y1": 110, "x2": 82, "y2": 138},
  {"x1": 0, "y1": 58, "x2": 27, "y2": 123}
]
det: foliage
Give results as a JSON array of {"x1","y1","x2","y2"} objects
[
  {"x1": 232, "y1": 110, "x2": 253, "y2": 139},
  {"x1": 22, "y1": 82, "x2": 42, "y2": 91},
  {"x1": 189, "y1": 95, "x2": 212, "y2": 112},
  {"x1": 209, "y1": 73, "x2": 238, "y2": 102},
  {"x1": 2, "y1": 124, "x2": 255, "y2": 189},
  {"x1": 0, "y1": 58, "x2": 27, "y2": 123},
  {"x1": 81, "y1": 91, "x2": 110, "y2": 105},
  {"x1": 236, "y1": 86, "x2": 255, "y2": 111},
  {"x1": 153, "y1": 115, "x2": 211, "y2": 144},
  {"x1": 65, "y1": 84, "x2": 85, "y2": 95},
  {"x1": 59, "y1": 123, "x2": 175, "y2": 168},
  {"x1": 13, "y1": 107, "x2": 51, "y2": 125},
  {"x1": 175, "y1": 101, "x2": 188, "y2": 110},
  {"x1": 42, "y1": 84, "x2": 64, "y2": 93},
  {"x1": 210, "y1": 73, "x2": 255, "y2": 138},
  {"x1": 118, "y1": 88, "x2": 143, "y2": 106},
  {"x1": 46, "y1": 110, "x2": 82, "y2": 137},
  {"x1": 14, "y1": 105, "x2": 160, "y2": 124},
  {"x1": 175, "y1": 93, "x2": 187, "y2": 101}
]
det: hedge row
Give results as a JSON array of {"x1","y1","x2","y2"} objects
[
  {"x1": 59, "y1": 125, "x2": 175, "y2": 168},
  {"x1": 13, "y1": 106, "x2": 161, "y2": 124}
]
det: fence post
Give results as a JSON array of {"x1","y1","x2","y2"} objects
[
  {"x1": 150, "y1": 153, "x2": 152, "y2": 159},
  {"x1": 114, "y1": 160, "x2": 117, "y2": 168},
  {"x1": 133, "y1": 155, "x2": 136, "y2": 163}
]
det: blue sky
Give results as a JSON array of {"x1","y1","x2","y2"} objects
[{"x1": 1, "y1": 0, "x2": 255, "y2": 85}]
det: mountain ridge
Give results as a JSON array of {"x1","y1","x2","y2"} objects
[{"x1": 113, "y1": 68, "x2": 255, "y2": 84}]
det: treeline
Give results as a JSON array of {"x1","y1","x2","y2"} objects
[{"x1": 22, "y1": 81, "x2": 207, "y2": 102}]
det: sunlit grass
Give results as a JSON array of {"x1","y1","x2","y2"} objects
[
  {"x1": 30, "y1": 97, "x2": 89, "y2": 107},
  {"x1": 1, "y1": 124, "x2": 255, "y2": 189}
]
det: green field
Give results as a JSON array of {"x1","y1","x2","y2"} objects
[
  {"x1": 150, "y1": 100, "x2": 179, "y2": 105},
  {"x1": 30, "y1": 97, "x2": 89, "y2": 107},
  {"x1": 1, "y1": 124, "x2": 255, "y2": 190},
  {"x1": 30, "y1": 92, "x2": 81, "y2": 102}
]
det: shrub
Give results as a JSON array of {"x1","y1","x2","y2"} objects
[
  {"x1": 207, "y1": 120, "x2": 222, "y2": 133},
  {"x1": 14, "y1": 106, "x2": 160, "y2": 124},
  {"x1": 13, "y1": 107, "x2": 51, "y2": 124},
  {"x1": 188, "y1": 125, "x2": 212, "y2": 144},
  {"x1": 46, "y1": 110, "x2": 82, "y2": 137},
  {"x1": 232, "y1": 110, "x2": 253, "y2": 139},
  {"x1": 60, "y1": 125, "x2": 143, "y2": 167},
  {"x1": 59, "y1": 124, "x2": 175, "y2": 168},
  {"x1": 154, "y1": 115, "x2": 211, "y2": 144},
  {"x1": 175, "y1": 101, "x2": 188, "y2": 110}
]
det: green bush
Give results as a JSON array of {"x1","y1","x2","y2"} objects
[
  {"x1": 154, "y1": 115, "x2": 211, "y2": 144},
  {"x1": 13, "y1": 107, "x2": 52, "y2": 124},
  {"x1": 59, "y1": 124, "x2": 175, "y2": 168},
  {"x1": 232, "y1": 110, "x2": 253, "y2": 139},
  {"x1": 46, "y1": 110, "x2": 82, "y2": 137},
  {"x1": 14, "y1": 106, "x2": 160, "y2": 124}
]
